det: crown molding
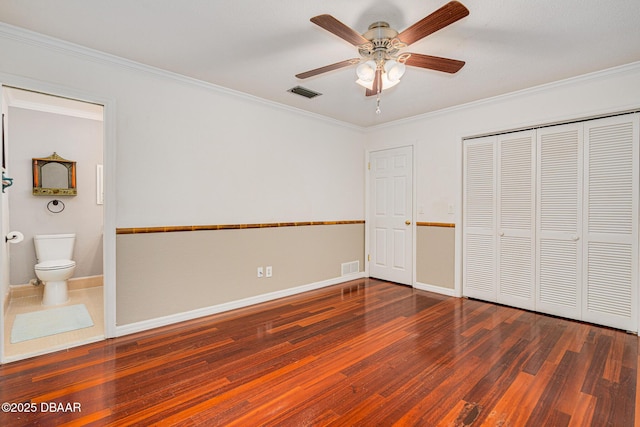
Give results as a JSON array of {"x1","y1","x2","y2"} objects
[
  {"x1": 366, "y1": 60, "x2": 640, "y2": 133},
  {"x1": 0, "y1": 22, "x2": 364, "y2": 132},
  {"x1": 7, "y1": 20, "x2": 637, "y2": 135}
]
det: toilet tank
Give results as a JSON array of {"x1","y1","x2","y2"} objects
[{"x1": 34, "y1": 233, "x2": 76, "y2": 262}]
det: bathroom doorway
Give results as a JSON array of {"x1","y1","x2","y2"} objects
[{"x1": 1, "y1": 86, "x2": 107, "y2": 362}]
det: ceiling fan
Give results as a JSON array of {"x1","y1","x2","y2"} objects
[{"x1": 296, "y1": 1, "x2": 469, "y2": 99}]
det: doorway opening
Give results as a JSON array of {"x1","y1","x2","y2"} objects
[{"x1": 1, "y1": 86, "x2": 106, "y2": 362}]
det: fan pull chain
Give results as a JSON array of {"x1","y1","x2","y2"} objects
[{"x1": 376, "y1": 94, "x2": 381, "y2": 115}]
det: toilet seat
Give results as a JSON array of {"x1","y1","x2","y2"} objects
[{"x1": 35, "y1": 259, "x2": 76, "y2": 271}]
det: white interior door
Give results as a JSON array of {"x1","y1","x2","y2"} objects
[
  {"x1": 463, "y1": 136, "x2": 497, "y2": 301},
  {"x1": 369, "y1": 146, "x2": 413, "y2": 285},
  {"x1": 497, "y1": 131, "x2": 536, "y2": 310},
  {"x1": 536, "y1": 123, "x2": 583, "y2": 320},
  {"x1": 582, "y1": 114, "x2": 638, "y2": 331}
]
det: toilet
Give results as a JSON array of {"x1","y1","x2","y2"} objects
[{"x1": 34, "y1": 233, "x2": 76, "y2": 306}]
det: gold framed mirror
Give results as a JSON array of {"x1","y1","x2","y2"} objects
[{"x1": 32, "y1": 152, "x2": 77, "y2": 196}]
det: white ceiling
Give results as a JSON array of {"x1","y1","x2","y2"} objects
[{"x1": 1, "y1": 0, "x2": 639, "y2": 127}]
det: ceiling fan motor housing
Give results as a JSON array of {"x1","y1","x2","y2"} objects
[
  {"x1": 364, "y1": 22, "x2": 397, "y2": 40},
  {"x1": 359, "y1": 22, "x2": 405, "y2": 63}
]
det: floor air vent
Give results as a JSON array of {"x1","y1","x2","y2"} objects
[
  {"x1": 288, "y1": 86, "x2": 322, "y2": 99},
  {"x1": 341, "y1": 261, "x2": 360, "y2": 276}
]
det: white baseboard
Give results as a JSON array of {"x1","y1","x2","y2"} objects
[
  {"x1": 3, "y1": 289, "x2": 9, "y2": 317},
  {"x1": 414, "y1": 282, "x2": 457, "y2": 297},
  {"x1": 115, "y1": 273, "x2": 366, "y2": 337}
]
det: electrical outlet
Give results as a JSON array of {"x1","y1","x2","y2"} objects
[
  {"x1": 265, "y1": 266, "x2": 273, "y2": 277},
  {"x1": 257, "y1": 267, "x2": 264, "y2": 278}
]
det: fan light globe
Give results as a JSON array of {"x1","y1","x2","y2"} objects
[
  {"x1": 355, "y1": 73, "x2": 401, "y2": 91},
  {"x1": 356, "y1": 60, "x2": 377, "y2": 82},
  {"x1": 385, "y1": 60, "x2": 406, "y2": 82},
  {"x1": 355, "y1": 78, "x2": 373, "y2": 90}
]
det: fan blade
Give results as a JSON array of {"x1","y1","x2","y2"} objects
[
  {"x1": 398, "y1": 1, "x2": 469, "y2": 46},
  {"x1": 310, "y1": 14, "x2": 369, "y2": 46},
  {"x1": 365, "y1": 69, "x2": 382, "y2": 97},
  {"x1": 404, "y1": 53, "x2": 465, "y2": 73},
  {"x1": 296, "y1": 58, "x2": 360, "y2": 79}
]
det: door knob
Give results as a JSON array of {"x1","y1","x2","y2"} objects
[{"x1": 405, "y1": 220, "x2": 411, "y2": 225}]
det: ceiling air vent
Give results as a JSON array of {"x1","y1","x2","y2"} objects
[{"x1": 288, "y1": 86, "x2": 322, "y2": 99}]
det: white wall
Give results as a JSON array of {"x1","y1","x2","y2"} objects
[
  {"x1": 8, "y1": 106, "x2": 103, "y2": 285},
  {"x1": 0, "y1": 24, "x2": 365, "y2": 228},
  {"x1": 0, "y1": 24, "x2": 365, "y2": 335},
  {"x1": 364, "y1": 61, "x2": 640, "y2": 295},
  {"x1": 365, "y1": 62, "x2": 640, "y2": 224},
  {"x1": 3, "y1": 22, "x2": 639, "y2": 332}
]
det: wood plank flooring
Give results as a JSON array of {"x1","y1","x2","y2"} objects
[{"x1": 0, "y1": 278, "x2": 637, "y2": 426}]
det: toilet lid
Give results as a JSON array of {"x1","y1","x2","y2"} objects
[{"x1": 35, "y1": 259, "x2": 76, "y2": 271}]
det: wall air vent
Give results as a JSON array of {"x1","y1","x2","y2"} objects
[
  {"x1": 288, "y1": 86, "x2": 322, "y2": 99},
  {"x1": 341, "y1": 261, "x2": 360, "y2": 276}
]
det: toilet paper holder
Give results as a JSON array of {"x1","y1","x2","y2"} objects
[{"x1": 5, "y1": 231, "x2": 24, "y2": 243}]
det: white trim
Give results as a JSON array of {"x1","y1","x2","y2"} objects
[
  {"x1": 364, "y1": 153, "x2": 370, "y2": 278},
  {"x1": 0, "y1": 82, "x2": 6, "y2": 364},
  {"x1": 414, "y1": 282, "x2": 457, "y2": 297},
  {"x1": 0, "y1": 72, "x2": 117, "y2": 347},
  {"x1": 102, "y1": 99, "x2": 117, "y2": 339},
  {"x1": 96, "y1": 164, "x2": 104, "y2": 205},
  {"x1": 2, "y1": 22, "x2": 638, "y2": 133},
  {"x1": 366, "y1": 61, "x2": 640, "y2": 133},
  {"x1": 6, "y1": 99, "x2": 103, "y2": 121},
  {"x1": 2, "y1": 336, "x2": 104, "y2": 364},
  {"x1": 412, "y1": 141, "x2": 418, "y2": 287},
  {"x1": 4, "y1": 89, "x2": 104, "y2": 121},
  {"x1": 115, "y1": 273, "x2": 365, "y2": 337},
  {"x1": 0, "y1": 22, "x2": 361, "y2": 132},
  {"x1": 454, "y1": 134, "x2": 464, "y2": 298}
]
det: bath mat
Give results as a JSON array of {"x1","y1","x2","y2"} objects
[{"x1": 11, "y1": 304, "x2": 94, "y2": 344}]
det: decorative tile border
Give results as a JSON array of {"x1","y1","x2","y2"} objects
[
  {"x1": 416, "y1": 222, "x2": 455, "y2": 228},
  {"x1": 116, "y1": 220, "x2": 365, "y2": 235}
]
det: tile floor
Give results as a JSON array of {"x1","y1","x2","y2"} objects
[{"x1": 3, "y1": 286, "x2": 104, "y2": 361}]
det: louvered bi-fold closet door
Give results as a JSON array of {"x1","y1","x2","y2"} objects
[
  {"x1": 582, "y1": 114, "x2": 638, "y2": 331},
  {"x1": 463, "y1": 136, "x2": 497, "y2": 301},
  {"x1": 536, "y1": 123, "x2": 583, "y2": 320},
  {"x1": 497, "y1": 131, "x2": 535, "y2": 310}
]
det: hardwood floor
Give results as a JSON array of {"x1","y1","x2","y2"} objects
[{"x1": 0, "y1": 278, "x2": 637, "y2": 426}]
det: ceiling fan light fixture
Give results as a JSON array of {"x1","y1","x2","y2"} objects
[
  {"x1": 356, "y1": 60, "x2": 377, "y2": 82},
  {"x1": 384, "y1": 60, "x2": 406, "y2": 82},
  {"x1": 299, "y1": 2, "x2": 469, "y2": 109},
  {"x1": 355, "y1": 78, "x2": 374, "y2": 90},
  {"x1": 381, "y1": 74, "x2": 401, "y2": 89},
  {"x1": 355, "y1": 72, "x2": 400, "y2": 91}
]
